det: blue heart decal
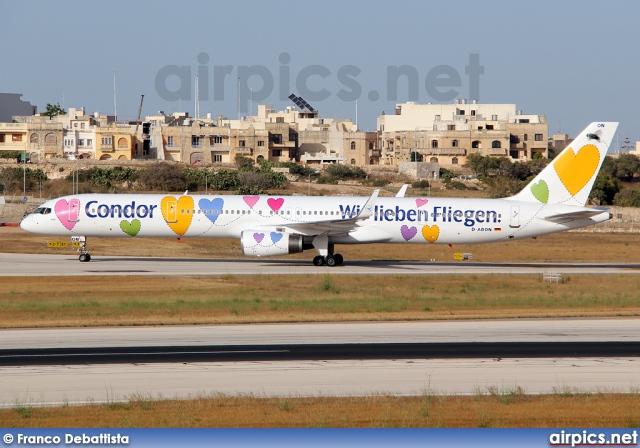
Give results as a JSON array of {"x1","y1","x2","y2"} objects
[
  {"x1": 198, "y1": 198, "x2": 225, "y2": 224},
  {"x1": 270, "y1": 232, "x2": 283, "y2": 244}
]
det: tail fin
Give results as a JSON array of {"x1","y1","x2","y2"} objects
[{"x1": 511, "y1": 122, "x2": 618, "y2": 206}]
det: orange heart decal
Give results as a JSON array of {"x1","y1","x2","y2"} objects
[
  {"x1": 421, "y1": 224, "x2": 439, "y2": 243},
  {"x1": 553, "y1": 144, "x2": 600, "y2": 196},
  {"x1": 160, "y1": 196, "x2": 194, "y2": 236}
]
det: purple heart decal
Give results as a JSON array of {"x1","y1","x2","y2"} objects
[
  {"x1": 400, "y1": 225, "x2": 417, "y2": 241},
  {"x1": 253, "y1": 232, "x2": 265, "y2": 243}
]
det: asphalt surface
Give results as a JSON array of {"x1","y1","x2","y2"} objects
[
  {"x1": 2, "y1": 342, "x2": 640, "y2": 366},
  {"x1": 2, "y1": 319, "x2": 640, "y2": 405},
  {"x1": 2, "y1": 252, "x2": 640, "y2": 276}
]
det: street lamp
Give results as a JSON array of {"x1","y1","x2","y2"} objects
[
  {"x1": 308, "y1": 170, "x2": 319, "y2": 195},
  {"x1": 23, "y1": 146, "x2": 26, "y2": 202}
]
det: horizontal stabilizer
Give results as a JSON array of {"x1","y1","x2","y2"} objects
[{"x1": 543, "y1": 209, "x2": 611, "y2": 223}]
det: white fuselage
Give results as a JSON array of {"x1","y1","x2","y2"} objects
[{"x1": 20, "y1": 193, "x2": 610, "y2": 247}]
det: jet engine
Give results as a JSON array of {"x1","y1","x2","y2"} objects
[{"x1": 240, "y1": 229, "x2": 304, "y2": 257}]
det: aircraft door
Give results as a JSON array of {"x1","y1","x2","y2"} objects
[
  {"x1": 164, "y1": 199, "x2": 178, "y2": 223},
  {"x1": 509, "y1": 205, "x2": 520, "y2": 228},
  {"x1": 295, "y1": 207, "x2": 301, "y2": 219},
  {"x1": 68, "y1": 199, "x2": 80, "y2": 222}
]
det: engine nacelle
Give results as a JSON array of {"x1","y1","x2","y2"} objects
[{"x1": 241, "y1": 228, "x2": 304, "y2": 257}]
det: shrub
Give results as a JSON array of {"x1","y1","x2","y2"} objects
[
  {"x1": 235, "y1": 155, "x2": 254, "y2": 169},
  {"x1": 412, "y1": 180, "x2": 431, "y2": 189},
  {"x1": 316, "y1": 176, "x2": 338, "y2": 185},
  {"x1": 325, "y1": 164, "x2": 367, "y2": 179},
  {"x1": 371, "y1": 178, "x2": 390, "y2": 187},
  {"x1": 139, "y1": 163, "x2": 187, "y2": 191},
  {"x1": 446, "y1": 181, "x2": 467, "y2": 190},
  {"x1": 237, "y1": 171, "x2": 272, "y2": 195},
  {"x1": 0, "y1": 167, "x2": 47, "y2": 194},
  {"x1": 68, "y1": 167, "x2": 138, "y2": 190}
]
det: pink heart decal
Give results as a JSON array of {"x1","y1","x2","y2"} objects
[
  {"x1": 267, "y1": 197, "x2": 284, "y2": 212},
  {"x1": 416, "y1": 199, "x2": 428, "y2": 207},
  {"x1": 243, "y1": 195, "x2": 259, "y2": 208},
  {"x1": 253, "y1": 232, "x2": 265, "y2": 243},
  {"x1": 400, "y1": 225, "x2": 417, "y2": 241},
  {"x1": 54, "y1": 199, "x2": 79, "y2": 231}
]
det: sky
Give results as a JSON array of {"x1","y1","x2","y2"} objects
[{"x1": 2, "y1": 0, "x2": 639, "y2": 147}]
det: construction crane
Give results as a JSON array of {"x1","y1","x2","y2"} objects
[{"x1": 132, "y1": 94, "x2": 144, "y2": 158}]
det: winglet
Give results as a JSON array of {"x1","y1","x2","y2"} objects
[
  {"x1": 396, "y1": 184, "x2": 409, "y2": 198},
  {"x1": 355, "y1": 189, "x2": 379, "y2": 220}
]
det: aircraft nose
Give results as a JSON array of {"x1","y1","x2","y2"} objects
[{"x1": 20, "y1": 215, "x2": 36, "y2": 232}]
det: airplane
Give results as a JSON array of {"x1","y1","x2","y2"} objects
[{"x1": 20, "y1": 122, "x2": 618, "y2": 266}]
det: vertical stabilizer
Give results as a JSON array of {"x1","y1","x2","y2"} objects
[{"x1": 511, "y1": 122, "x2": 618, "y2": 206}]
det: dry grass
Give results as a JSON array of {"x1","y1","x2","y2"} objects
[
  {"x1": 2, "y1": 226, "x2": 640, "y2": 263},
  {"x1": 2, "y1": 390, "x2": 640, "y2": 427},
  {"x1": 1, "y1": 273, "x2": 639, "y2": 328},
  {"x1": 2, "y1": 226, "x2": 640, "y2": 427}
]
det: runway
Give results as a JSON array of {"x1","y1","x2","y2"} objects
[
  {"x1": 2, "y1": 252, "x2": 640, "y2": 276},
  {"x1": 1, "y1": 319, "x2": 639, "y2": 406}
]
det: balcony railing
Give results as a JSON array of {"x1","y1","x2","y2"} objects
[
  {"x1": 419, "y1": 147, "x2": 466, "y2": 156},
  {"x1": 235, "y1": 147, "x2": 253, "y2": 154}
]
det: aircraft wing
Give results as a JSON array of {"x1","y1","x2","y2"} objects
[
  {"x1": 278, "y1": 189, "x2": 379, "y2": 236},
  {"x1": 542, "y1": 209, "x2": 610, "y2": 223},
  {"x1": 396, "y1": 184, "x2": 409, "y2": 198}
]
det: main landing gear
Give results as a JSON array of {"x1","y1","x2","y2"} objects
[
  {"x1": 74, "y1": 236, "x2": 91, "y2": 262},
  {"x1": 312, "y1": 254, "x2": 344, "y2": 267},
  {"x1": 311, "y1": 235, "x2": 343, "y2": 266}
]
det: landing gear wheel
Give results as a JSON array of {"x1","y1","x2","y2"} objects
[
  {"x1": 313, "y1": 255, "x2": 325, "y2": 266},
  {"x1": 334, "y1": 254, "x2": 344, "y2": 265},
  {"x1": 325, "y1": 255, "x2": 337, "y2": 267},
  {"x1": 79, "y1": 253, "x2": 89, "y2": 262},
  {"x1": 85, "y1": 254, "x2": 91, "y2": 262}
]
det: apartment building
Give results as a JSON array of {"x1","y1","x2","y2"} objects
[
  {"x1": 377, "y1": 101, "x2": 548, "y2": 168},
  {"x1": 0, "y1": 117, "x2": 63, "y2": 161}
]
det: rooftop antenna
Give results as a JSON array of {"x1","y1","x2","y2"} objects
[
  {"x1": 355, "y1": 99, "x2": 358, "y2": 130},
  {"x1": 113, "y1": 71, "x2": 117, "y2": 121},
  {"x1": 195, "y1": 74, "x2": 199, "y2": 119}
]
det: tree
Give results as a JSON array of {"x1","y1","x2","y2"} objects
[
  {"x1": 466, "y1": 154, "x2": 502, "y2": 177},
  {"x1": 613, "y1": 187, "x2": 640, "y2": 207},
  {"x1": 40, "y1": 103, "x2": 66, "y2": 120},
  {"x1": 614, "y1": 154, "x2": 640, "y2": 182},
  {"x1": 589, "y1": 172, "x2": 621, "y2": 205}
]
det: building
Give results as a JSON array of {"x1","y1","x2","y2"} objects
[
  {"x1": 0, "y1": 117, "x2": 63, "y2": 161},
  {"x1": 377, "y1": 101, "x2": 548, "y2": 168},
  {"x1": 0, "y1": 93, "x2": 36, "y2": 123},
  {"x1": 95, "y1": 124, "x2": 133, "y2": 161}
]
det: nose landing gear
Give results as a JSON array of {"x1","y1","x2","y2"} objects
[{"x1": 73, "y1": 236, "x2": 91, "y2": 262}]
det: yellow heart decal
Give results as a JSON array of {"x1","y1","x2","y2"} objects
[
  {"x1": 553, "y1": 144, "x2": 600, "y2": 196},
  {"x1": 160, "y1": 196, "x2": 194, "y2": 236},
  {"x1": 421, "y1": 224, "x2": 439, "y2": 243}
]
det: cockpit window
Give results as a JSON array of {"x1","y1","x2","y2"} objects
[{"x1": 33, "y1": 208, "x2": 51, "y2": 215}]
